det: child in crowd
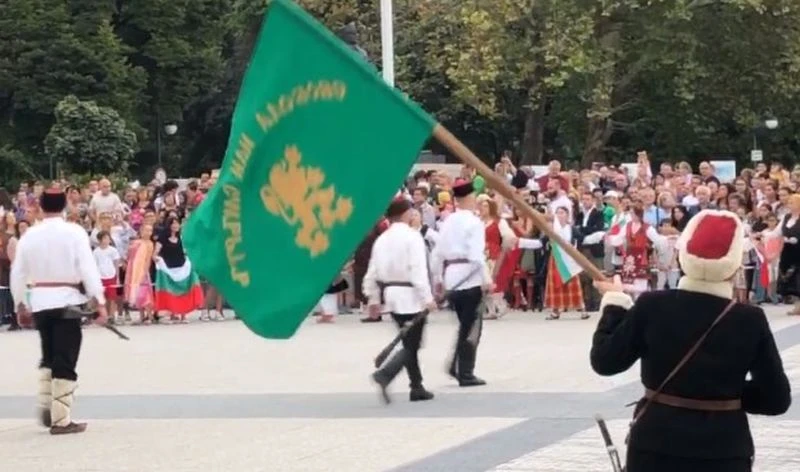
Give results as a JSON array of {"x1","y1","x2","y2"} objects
[
  {"x1": 315, "y1": 262, "x2": 351, "y2": 323},
  {"x1": 655, "y1": 219, "x2": 680, "y2": 290},
  {"x1": 93, "y1": 231, "x2": 122, "y2": 324},
  {"x1": 754, "y1": 213, "x2": 783, "y2": 304}
]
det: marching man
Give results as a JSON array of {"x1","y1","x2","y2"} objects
[
  {"x1": 365, "y1": 198, "x2": 437, "y2": 403},
  {"x1": 432, "y1": 179, "x2": 491, "y2": 387},
  {"x1": 11, "y1": 188, "x2": 108, "y2": 435}
]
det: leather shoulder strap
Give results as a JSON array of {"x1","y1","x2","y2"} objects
[{"x1": 631, "y1": 298, "x2": 737, "y2": 424}]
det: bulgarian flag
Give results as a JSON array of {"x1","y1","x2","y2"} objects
[
  {"x1": 551, "y1": 242, "x2": 583, "y2": 287},
  {"x1": 757, "y1": 236, "x2": 783, "y2": 288},
  {"x1": 154, "y1": 259, "x2": 205, "y2": 315},
  {"x1": 607, "y1": 212, "x2": 630, "y2": 236}
]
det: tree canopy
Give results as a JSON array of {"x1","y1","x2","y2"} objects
[{"x1": 2, "y1": 0, "x2": 800, "y2": 183}]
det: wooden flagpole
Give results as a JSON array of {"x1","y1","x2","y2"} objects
[{"x1": 432, "y1": 124, "x2": 607, "y2": 282}]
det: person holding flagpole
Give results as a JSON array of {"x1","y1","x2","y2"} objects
[
  {"x1": 542, "y1": 206, "x2": 586, "y2": 320},
  {"x1": 432, "y1": 179, "x2": 490, "y2": 387}
]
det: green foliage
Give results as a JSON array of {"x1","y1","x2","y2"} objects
[
  {"x1": 3, "y1": 0, "x2": 800, "y2": 183},
  {"x1": 44, "y1": 95, "x2": 138, "y2": 176}
]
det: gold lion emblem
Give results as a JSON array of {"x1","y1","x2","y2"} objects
[{"x1": 260, "y1": 145, "x2": 353, "y2": 257}]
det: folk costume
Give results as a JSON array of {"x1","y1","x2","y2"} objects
[
  {"x1": 365, "y1": 199, "x2": 435, "y2": 402},
  {"x1": 477, "y1": 195, "x2": 519, "y2": 319},
  {"x1": 591, "y1": 210, "x2": 791, "y2": 472},
  {"x1": 543, "y1": 217, "x2": 585, "y2": 319},
  {"x1": 607, "y1": 215, "x2": 663, "y2": 296},
  {"x1": 10, "y1": 189, "x2": 107, "y2": 435},
  {"x1": 431, "y1": 180, "x2": 489, "y2": 387}
]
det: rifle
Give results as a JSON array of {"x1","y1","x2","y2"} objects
[
  {"x1": 372, "y1": 263, "x2": 482, "y2": 369},
  {"x1": 373, "y1": 309, "x2": 427, "y2": 368},
  {"x1": 594, "y1": 414, "x2": 623, "y2": 472},
  {"x1": 64, "y1": 305, "x2": 130, "y2": 341}
]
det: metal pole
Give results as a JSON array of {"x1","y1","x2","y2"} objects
[
  {"x1": 380, "y1": 0, "x2": 395, "y2": 86},
  {"x1": 157, "y1": 110, "x2": 163, "y2": 168}
]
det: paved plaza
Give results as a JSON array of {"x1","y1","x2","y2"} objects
[{"x1": 0, "y1": 307, "x2": 798, "y2": 471}]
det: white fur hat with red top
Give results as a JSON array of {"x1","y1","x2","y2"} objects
[{"x1": 677, "y1": 209, "x2": 745, "y2": 283}]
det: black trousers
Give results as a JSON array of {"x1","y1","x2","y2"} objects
[
  {"x1": 375, "y1": 313, "x2": 426, "y2": 388},
  {"x1": 579, "y1": 249, "x2": 603, "y2": 311},
  {"x1": 448, "y1": 286, "x2": 483, "y2": 378},
  {"x1": 627, "y1": 448, "x2": 751, "y2": 472},
  {"x1": 34, "y1": 309, "x2": 83, "y2": 381}
]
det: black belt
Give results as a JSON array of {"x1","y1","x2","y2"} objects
[{"x1": 377, "y1": 281, "x2": 413, "y2": 305}]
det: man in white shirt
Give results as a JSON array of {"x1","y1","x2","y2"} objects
[
  {"x1": 431, "y1": 180, "x2": 491, "y2": 387},
  {"x1": 11, "y1": 189, "x2": 108, "y2": 435},
  {"x1": 88, "y1": 178, "x2": 123, "y2": 220},
  {"x1": 545, "y1": 179, "x2": 573, "y2": 221},
  {"x1": 365, "y1": 199, "x2": 437, "y2": 403}
]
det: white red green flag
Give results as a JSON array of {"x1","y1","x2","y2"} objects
[
  {"x1": 154, "y1": 259, "x2": 205, "y2": 315},
  {"x1": 551, "y1": 242, "x2": 583, "y2": 286}
]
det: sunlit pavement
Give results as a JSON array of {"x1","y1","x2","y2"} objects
[{"x1": 1, "y1": 307, "x2": 798, "y2": 471}]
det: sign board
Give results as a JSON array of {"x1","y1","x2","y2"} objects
[
  {"x1": 526, "y1": 165, "x2": 549, "y2": 178},
  {"x1": 750, "y1": 150, "x2": 763, "y2": 162},
  {"x1": 620, "y1": 163, "x2": 638, "y2": 179},
  {"x1": 409, "y1": 163, "x2": 463, "y2": 179},
  {"x1": 709, "y1": 160, "x2": 736, "y2": 183}
]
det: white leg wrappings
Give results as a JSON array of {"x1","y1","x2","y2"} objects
[
  {"x1": 38, "y1": 368, "x2": 52, "y2": 410},
  {"x1": 51, "y1": 379, "x2": 78, "y2": 427}
]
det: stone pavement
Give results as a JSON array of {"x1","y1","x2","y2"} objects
[{"x1": 0, "y1": 306, "x2": 798, "y2": 472}]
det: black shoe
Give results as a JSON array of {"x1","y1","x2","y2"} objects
[
  {"x1": 361, "y1": 316, "x2": 382, "y2": 323},
  {"x1": 458, "y1": 376, "x2": 487, "y2": 387},
  {"x1": 7, "y1": 324, "x2": 20, "y2": 332},
  {"x1": 409, "y1": 387, "x2": 434, "y2": 402},
  {"x1": 371, "y1": 372, "x2": 391, "y2": 404}
]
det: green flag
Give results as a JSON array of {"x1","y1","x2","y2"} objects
[{"x1": 182, "y1": 0, "x2": 435, "y2": 339}]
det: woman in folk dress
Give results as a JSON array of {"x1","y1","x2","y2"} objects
[
  {"x1": 477, "y1": 195, "x2": 518, "y2": 319},
  {"x1": 607, "y1": 205, "x2": 664, "y2": 298},
  {"x1": 544, "y1": 206, "x2": 585, "y2": 320}
]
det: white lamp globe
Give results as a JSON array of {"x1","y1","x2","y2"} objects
[
  {"x1": 765, "y1": 118, "x2": 779, "y2": 130},
  {"x1": 164, "y1": 123, "x2": 178, "y2": 135}
]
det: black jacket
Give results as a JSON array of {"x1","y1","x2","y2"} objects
[
  {"x1": 591, "y1": 289, "x2": 791, "y2": 461},
  {"x1": 575, "y1": 207, "x2": 605, "y2": 258}
]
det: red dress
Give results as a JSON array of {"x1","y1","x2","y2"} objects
[
  {"x1": 621, "y1": 222, "x2": 651, "y2": 283},
  {"x1": 485, "y1": 219, "x2": 522, "y2": 294}
]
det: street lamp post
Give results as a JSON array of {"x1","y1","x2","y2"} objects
[
  {"x1": 156, "y1": 116, "x2": 178, "y2": 168},
  {"x1": 751, "y1": 116, "x2": 779, "y2": 162}
]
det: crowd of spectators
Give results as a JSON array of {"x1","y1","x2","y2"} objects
[
  {"x1": 5, "y1": 152, "x2": 800, "y2": 330},
  {"x1": 343, "y1": 152, "x2": 800, "y2": 322},
  {"x1": 0, "y1": 170, "x2": 226, "y2": 330}
]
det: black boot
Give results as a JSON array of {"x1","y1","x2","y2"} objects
[
  {"x1": 458, "y1": 375, "x2": 487, "y2": 387},
  {"x1": 409, "y1": 386, "x2": 434, "y2": 402},
  {"x1": 457, "y1": 342, "x2": 486, "y2": 387}
]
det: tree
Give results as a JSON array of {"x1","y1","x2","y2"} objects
[
  {"x1": 0, "y1": 0, "x2": 146, "y2": 177},
  {"x1": 44, "y1": 95, "x2": 138, "y2": 176},
  {"x1": 116, "y1": 0, "x2": 230, "y2": 174}
]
